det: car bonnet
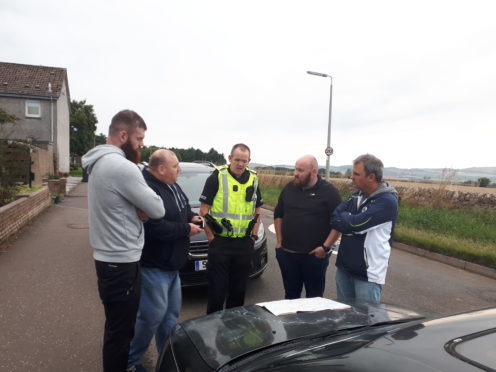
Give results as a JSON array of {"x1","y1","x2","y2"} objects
[{"x1": 172, "y1": 302, "x2": 423, "y2": 370}]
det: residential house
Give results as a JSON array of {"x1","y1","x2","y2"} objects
[{"x1": 0, "y1": 61, "x2": 71, "y2": 174}]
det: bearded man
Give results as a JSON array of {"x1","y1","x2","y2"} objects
[
  {"x1": 274, "y1": 155, "x2": 341, "y2": 299},
  {"x1": 82, "y1": 109, "x2": 165, "y2": 372}
]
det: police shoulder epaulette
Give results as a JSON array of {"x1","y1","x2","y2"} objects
[{"x1": 217, "y1": 164, "x2": 229, "y2": 173}]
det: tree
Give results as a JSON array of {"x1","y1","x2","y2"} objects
[
  {"x1": 70, "y1": 100, "x2": 98, "y2": 157},
  {"x1": 0, "y1": 107, "x2": 19, "y2": 138},
  {"x1": 478, "y1": 177, "x2": 491, "y2": 188},
  {"x1": 0, "y1": 108, "x2": 23, "y2": 206},
  {"x1": 0, "y1": 108, "x2": 18, "y2": 126},
  {"x1": 95, "y1": 132, "x2": 107, "y2": 145},
  {"x1": 205, "y1": 147, "x2": 226, "y2": 164},
  {"x1": 140, "y1": 146, "x2": 226, "y2": 164},
  {"x1": 171, "y1": 147, "x2": 226, "y2": 164},
  {"x1": 140, "y1": 145, "x2": 164, "y2": 162}
]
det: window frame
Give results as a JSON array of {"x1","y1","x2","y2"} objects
[{"x1": 25, "y1": 100, "x2": 41, "y2": 118}]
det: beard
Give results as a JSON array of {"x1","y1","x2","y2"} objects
[
  {"x1": 293, "y1": 172, "x2": 311, "y2": 188},
  {"x1": 121, "y1": 140, "x2": 141, "y2": 164}
]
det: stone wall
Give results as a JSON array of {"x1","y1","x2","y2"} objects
[
  {"x1": 0, "y1": 187, "x2": 51, "y2": 245},
  {"x1": 258, "y1": 174, "x2": 496, "y2": 209},
  {"x1": 394, "y1": 185, "x2": 496, "y2": 209}
]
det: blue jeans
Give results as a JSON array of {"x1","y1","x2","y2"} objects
[
  {"x1": 128, "y1": 267, "x2": 181, "y2": 368},
  {"x1": 276, "y1": 248, "x2": 330, "y2": 299},
  {"x1": 335, "y1": 267, "x2": 382, "y2": 304}
]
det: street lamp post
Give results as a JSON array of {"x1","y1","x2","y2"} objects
[{"x1": 307, "y1": 70, "x2": 333, "y2": 182}]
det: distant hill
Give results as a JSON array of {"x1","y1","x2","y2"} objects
[
  {"x1": 250, "y1": 163, "x2": 496, "y2": 183},
  {"x1": 383, "y1": 167, "x2": 496, "y2": 182}
]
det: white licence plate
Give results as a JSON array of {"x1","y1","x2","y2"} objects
[{"x1": 195, "y1": 260, "x2": 207, "y2": 271}]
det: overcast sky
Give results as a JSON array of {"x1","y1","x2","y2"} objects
[{"x1": 2, "y1": 0, "x2": 495, "y2": 169}]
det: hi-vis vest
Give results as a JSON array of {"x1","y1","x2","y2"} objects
[{"x1": 210, "y1": 165, "x2": 258, "y2": 238}]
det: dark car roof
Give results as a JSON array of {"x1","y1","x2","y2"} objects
[{"x1": 172, "y1": 302, "x2": 424, "y2": 370}]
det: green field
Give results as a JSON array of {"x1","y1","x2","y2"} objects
[{"x1": 261, "y1": 185, "x2": 496, "y2": 269}]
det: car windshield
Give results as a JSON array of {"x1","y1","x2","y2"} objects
[{"x1": 177, "y1": 170, "x2": 212, "y2": 207}]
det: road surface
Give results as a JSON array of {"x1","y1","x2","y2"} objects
[{"x1": 1, "y1": 183, "x2": 495, "y2": 371}]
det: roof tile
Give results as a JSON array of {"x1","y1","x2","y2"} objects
[{"x1": 0, "y1": 62, "x2": 67, "y2": 98}]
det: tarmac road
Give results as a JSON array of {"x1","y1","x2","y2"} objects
[{"x1": 1, "y1": 181, "x2": 495, "y2": 371}]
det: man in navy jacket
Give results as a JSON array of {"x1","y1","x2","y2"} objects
[
  {"x1": 331, "y1": 154, "x2": 398, "y2": 304},
  {"x1": 128, "y1": 149, "x2": 203, "y2": 371}
]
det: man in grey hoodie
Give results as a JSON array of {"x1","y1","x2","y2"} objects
[{"x1": 82, "y1": 110, "x2": 165, "y2": 372}]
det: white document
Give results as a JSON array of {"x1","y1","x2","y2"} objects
[{"x1": 256, "y1": 297, "x2": 350, "y2": 316}]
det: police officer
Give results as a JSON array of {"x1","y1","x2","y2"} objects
[{"x1": 200, "y1": 143, "x2": 263, "y2": 314}]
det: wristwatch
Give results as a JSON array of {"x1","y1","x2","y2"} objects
[
  {"x1": 322, "y1": 244, "x2": 332, "y2": 253},
  {"x1": 250, "y1": 234, "x2": 259, "y2": 241}
]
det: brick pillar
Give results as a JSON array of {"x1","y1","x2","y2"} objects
[{"x1": 59, "y1": 178, "x2": 67, "y2": 200}]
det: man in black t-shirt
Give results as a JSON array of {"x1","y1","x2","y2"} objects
[
  {"x1": 274, "y1": 155, "x2": 341, "y2": 299},
  {"x1": 199, "y1": 143, "x2": 263, "y2": 314}
]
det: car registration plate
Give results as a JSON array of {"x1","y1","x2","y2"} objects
[{"x1": 195, "y1": 260, "x2": 207, "y2": 271}]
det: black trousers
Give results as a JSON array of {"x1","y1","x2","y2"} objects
[
  {"x1": 276, "y1": 248, "x2": 329, "y2": 299},
  {"x1": 206, "y1": 237, "x2": 253, "y2": 314},
  {"x1": 95, "y1": 260, "x2": 141, "y2": 372}
]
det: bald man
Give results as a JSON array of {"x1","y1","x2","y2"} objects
[
  {"x1": 274, "y1": 155, "x2": 342, "y2": 299},
  {"x1": 128, "y1": 149, "x2": 203, "y2": 372}
]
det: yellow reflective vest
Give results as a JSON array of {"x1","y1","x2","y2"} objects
[{"x1": 210, "y1": 165, "x2": 258, "y2": 238}]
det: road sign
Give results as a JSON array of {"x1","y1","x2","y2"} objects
[{"x1": 325, "y1": 146, "x2": 334, "y2": 156}]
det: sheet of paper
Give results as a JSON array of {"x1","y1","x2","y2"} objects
[{"x1": 256, "y1": 297, "x2": 350, "y2": 316}]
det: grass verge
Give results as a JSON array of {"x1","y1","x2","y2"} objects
[
  {"x1": 395, "y1": 203, "x2": 496, "y2": 269},
  {"x1": 262, "y1": 186, "x2": 282, "y2": 207},
  {"x1": 394, "y1": 225, "x2": 496, "y2": 269},
  {"x1": 397, "y1": 203, "x2": 496, "y2": 243},
  {"x1": 70, "y1": 168, "x2": 83, "y2": 177}
]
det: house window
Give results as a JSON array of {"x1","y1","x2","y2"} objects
[{"x1": 25, "y1": 101, "x2": 41, "y2": 117}]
